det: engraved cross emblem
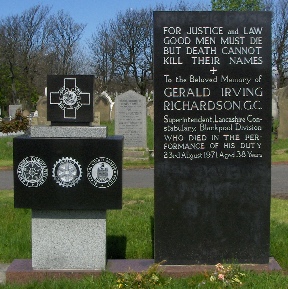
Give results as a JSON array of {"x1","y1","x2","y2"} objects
[
  {"x1": 50, "y1": 78, "x2": 91, "y2": 119},
  {"x1": 210, "y1": 67, "x2": 218, "y2": 74}
]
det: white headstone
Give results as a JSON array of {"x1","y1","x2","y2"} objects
[
  {"x1": 9, "y1": 105, "x2": 22, "y2": 118},
  {"x1": 115, "y1": 90, "x2": 147, "y2": 148}
]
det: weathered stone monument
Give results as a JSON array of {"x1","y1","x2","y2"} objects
[
  {"x1": 34, "y1": 96, "x2": 51, "y2": 126},
  {"x1": 95, "y1": 91, "x2": 114, "y2": 122},
  {"x1": 12, "y1": 75, "x2": 123, "y2": 272},
  {"x1": 115, "y1": 90, "x2": 148, "y2": 160},
  {"x1": 277, "y1": 85, "x2": 288, "y2": 138},
  {"x1": 272, "y1": 89, "x2": 279, "y2": 120},
  {"x1": 147, "y1": 101, "x2": 154, "y2": 121},
  {"x1": 9, "y1": 105, "x2": 22, "y2": 118},
  {"x1": 154, "y1": 11, "x2": 272, "y2": 265}
]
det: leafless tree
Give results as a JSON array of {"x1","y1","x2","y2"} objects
[
  {"x1": 272, "y1": 0, "x2": 288, "y2": 87},
  {"x1": 0, "y1": 14, "x2": 21, "y2": 105},
  {"x1": 111, "y1": 8, "x2": 153, "y2": 95},
  {"x1": 89, "y1": 1, "x2": 207, "y2": 96},
  {"x1": 46, "y1": 10, "x2": 86, "y2": 75},
  {"x1": 0, "y1": 5, "x2": 50, "y2": 107},
  {"x1": 89, "y1": 22, "x2": 118, "y2": 92},
  {"x1": 89, "y1": 8, "x2": 153, "y2": 95},
  {"x1": 19, "y1": 5, "x2": 51, "y2": 103},
  {"x1": 0, "y1": 5, "x2": 87, "y2": 114}
]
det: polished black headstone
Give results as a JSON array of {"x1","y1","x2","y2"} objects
[
  {"x1": 13, "y1": 136, "x2": 123, "y2": 210},
  {"x1": 47, "y1": 75, "x2": 94, "y2": 126},
  {"x1": 154, "y1": 11, "x2": 271, "y2": 264}
]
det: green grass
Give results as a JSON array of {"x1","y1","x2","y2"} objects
[
  {"x1": 270, "y1": 198, "x2": 288, "y2": 270},
  {"x1": 1, "y1": 190, "x2": 288, "y2": 288},
  {"x1": 272, "y1": 138, "x2": 288, "y2": 163},
  {"x1": 3, "y1": 272, "x2": 288, "y2": 289},
  {"x1": 0, "y1": 191, "x2": 31, "y2": 262},
  {"x1": 0, "y1": 189, "x2": 154, "y2": 263},
  {"x1": 1, "y1": 119, "x2": 288, "y2": 169},
  {"x1": 0, "y1": 126, "x2": 155, "y2": 169},
  {"x1": 0, "y1": 137, "x2": 14, "y2": 168},
  {"x1": 107, "y1": 189, "x2": 154, "y2": 259}
]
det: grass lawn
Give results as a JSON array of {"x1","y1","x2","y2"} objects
[
  {"x1": 1, "y1": 121, "x2": 288, "y2": 287},
  {"x1": 1, "y1": 189, "x2": 288, "y2": 288},
  {"x1": 272, "y1": 137, "x2": 288, "y2": 163},
  {"x1": 1, "y1": 119, "x2": 288, "y2": 168}
]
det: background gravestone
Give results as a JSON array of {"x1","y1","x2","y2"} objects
[
  {"x1": 95, "y1": 93, "x2": 112, "y2": 122},
  {"x1": 115, "y1": 90, "x2": 148, "y2": 161},
  {"x1": 35, "y1": 96, "x2": 51, "y2": 126},
  {"x1": 272, "y1": 90, "x2": 279, "y2": 120},
  {"x1": 154, "y1": 11, "x2": 271, "y2": 265},
  {"x1": 9, "y1": 105, "x2": 22, "y2": 118},
  {"x1": 147, "y1": 101, "x2": 154, "y2": 121},
  {"x1": 277, "y1": 85, "x2": 288, "y2": 138},
  {"x1": 92, "y1": 111, "x2": 101, "y2": 126},
  {"x1": 115, "y1": 90, "x2": 147, "y2": 148}
]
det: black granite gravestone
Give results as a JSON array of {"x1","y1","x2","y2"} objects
[
  {"x1": 13, "y1": 75, "x2": 124, "y2": 271},
  {"x1": 14, "y1": 136, "x2": 123, "y2": 210},
  {"x1": 154, "y1": 11, "x2": 271, "y2": 264},
  {"x1": 47, "y1": 75, "x2": 94, "y2": 126}
]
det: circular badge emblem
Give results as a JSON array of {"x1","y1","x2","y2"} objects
[
  {"x1": 87, "y1": 157, "x2": 118, "y2": 188},
  {"x1": 58, "y1": 86, "x2": 82, "y2": 110},
  {"x1": 63, "y1": 90, "x2": 78, "y2": 106},
  {"x1": 52, "y1": 157, "x2": 82, "y2": 187},
  {"x1": 17, "y1": 156, "x2": 48, "y2": 187}
]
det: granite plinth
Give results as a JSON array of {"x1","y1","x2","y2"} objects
[
  {"x1": 32, "y1": 210, "x2": 106, "y2": 270},
  {"x1": 159, "y1": 257, "x2": 282, "y2": 277},
  {"x1": 28, "y1": 125, "x2": 107, "y2": 138},
  {"x1": 6, "y1": 258, "x2": 281, "y2": 284},
  {"x1": 6, "y1": 259, "x2": 101, "y2": 284}
]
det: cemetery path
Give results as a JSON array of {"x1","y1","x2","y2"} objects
[
  {"x1": 0, "y1": 170, "x2": 14, "y2": 190},
  {"x1": 0, "y1": 166, "x2": 287, "y2": 197},
  {"x1": 270, "y1": 164, "x2": 288, "y2": 199}
]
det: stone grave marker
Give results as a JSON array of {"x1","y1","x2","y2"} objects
[
  {"x1": 115, "y1": 90, "x2": 147, "y2": 148},
  {"x1": 147, "y1": 101, "x2": 154, "y2": 121},
  {"x1": 92, "y1": 111, "x2": 101, "y2": 126},
  {"x1": 12, "y1": 75, "x2": 123, "y2": 272},
  {"x1": 35, "y1": 96, "x2": 51, "y2": 126},
  {"x1": 272, "y1": 89, "x2": 278, "y2": 120},
  {"x1": 9, "y1": 105, "x2": 22, "y2": 118},
  {"x1": 154, "y1": 11, "x2": 272, "y2": 265},
  {"x1": 95, "y1": 92, "x2": 113, "y2": 122},
  {"x1": 277, "y1": 85, "x2": 288, "y2": 138},
  {"x1": 115, "y1": 90, "x2": 148, "y2": 161},
  {"x1": 22, "y1": 110, "x2": 30, "y2": 117}
]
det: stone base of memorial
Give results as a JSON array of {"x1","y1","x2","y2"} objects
[
  {"x1": 32, "y1": 210, "x2": 106, "y2": 270},
  {"x1": 123, "y1": 147, "x2": 149, "y2": 161},
  {"x1": 13, "y1": 126, "x2": 123, "y2": 271},
  {"x1": 5, "y1": 258, "x2": 281, "y2": 284}
]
